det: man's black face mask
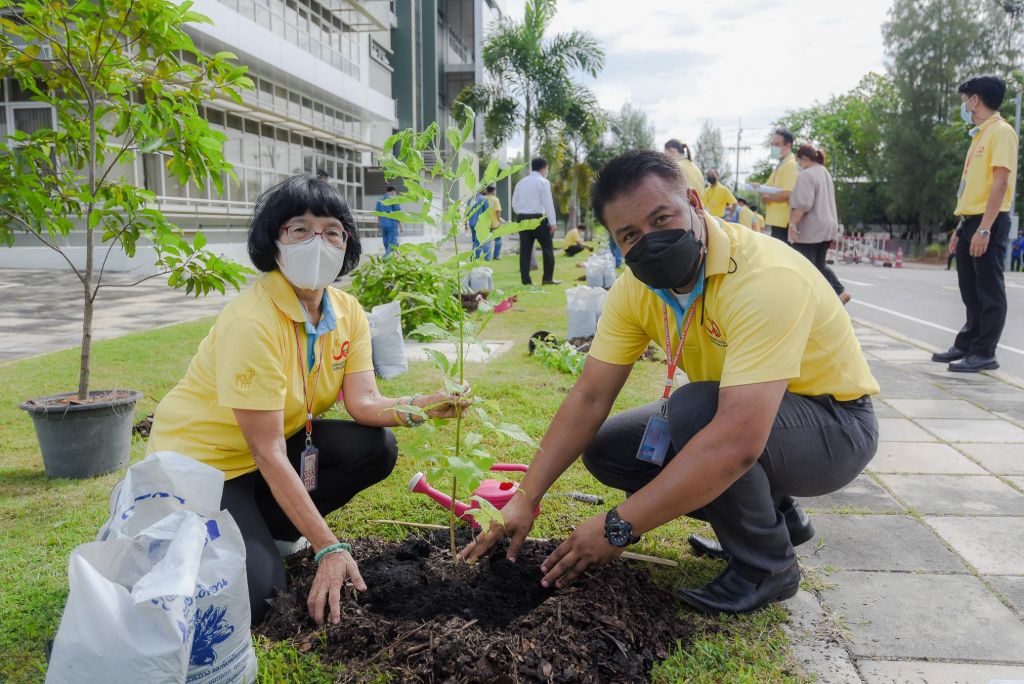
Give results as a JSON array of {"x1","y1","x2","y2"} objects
[{"x1": 624, "y1": 211, "x2": 705, "y2": 290}]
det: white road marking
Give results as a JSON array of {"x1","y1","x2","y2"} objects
[
  {"x1": 840, "y1": 278, "x2": 875, "y2": 286},
  {"x1": 1006, "y1": 282, "x2": 1024, "y2": 289},
  {"x1": 849, "y1": 299, "x2": 1024, "y2": 357}
]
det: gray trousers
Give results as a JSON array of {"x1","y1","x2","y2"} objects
[{"x1": 582, "y1": 381, "x2": 878, "y2": 576}]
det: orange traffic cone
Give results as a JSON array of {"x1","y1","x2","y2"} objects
[{"x1": 895, "y1": 245, "x2": 903, "y2": 269}]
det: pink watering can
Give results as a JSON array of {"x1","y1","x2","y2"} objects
[{"x1": 408, "y1": 463, "x2": 540, "y2": 527}]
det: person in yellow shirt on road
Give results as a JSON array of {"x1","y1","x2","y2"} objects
[
  {"x1": 760, "y1": 128, "x2": 799, "y2": 241},
  {"x1": 931, "y1": 75, "x2": 1019, "y2": 373},
  {"x1": 663, "y1": 139, "x2": 705, "y2": 195},
  {"x1": 703, "y1": 168, "x2": 737, "y2": 218},
  {"x1": 462, "y1": 151, "x2": 879, "y2": 616},
  {"x1": 148, "y1": 175, "x2": 469, "y2": 627}
]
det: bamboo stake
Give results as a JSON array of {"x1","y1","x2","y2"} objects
[{"x1": 368, "y1": 519, "x2": 679, "y2": 567}]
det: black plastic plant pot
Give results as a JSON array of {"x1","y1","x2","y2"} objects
[{"x1": 19, "y1": 390, "x2": 144, "y2": 479}]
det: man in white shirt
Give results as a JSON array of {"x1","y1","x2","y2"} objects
[{"x1": 511, "y1": 157, "x2": 560, "y2": 285}]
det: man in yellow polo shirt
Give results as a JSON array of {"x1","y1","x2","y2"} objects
[
  {"x1": 932, "y1": 75, "x2": 1019, "y2": 373},
  {"x1": 703, "y1": 168, "x2": 736, "y2": 218},
  {"x1": 761, "y1": 128, "x2": 798, "y2": 241},
  {"x1": 462, "y1": 151, "x2": 879, "y2": 615}
]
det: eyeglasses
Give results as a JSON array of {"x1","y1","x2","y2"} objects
[{"x1": 282, "y1": 223, "x2": 347, "y2": 249}]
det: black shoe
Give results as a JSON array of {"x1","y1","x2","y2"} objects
[
  {"x1": 932, "y1": 346, "x2": 966, "y2": 363},
  {"x1": 541, "y1": 279, "x2": 562, "y2": 285},
  {"x1": 677, "y1": 561, "x2": 801, "y2": 614},
  {"x1": 687, "y1": 498, "x2": 815, "y2": 560},
  {"x1": 948, "y1": 354, "x2": 999, "y2": 373}
]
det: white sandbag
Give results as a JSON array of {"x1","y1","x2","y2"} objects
[
  {"x1": 467, "y1": 267, "x2": 494, "y2": 293},
  {"x1": 367, "y1": 300, "x2": 408, "y2": 379},
  {"x1": 601, "y1": 255, "x2": 616, "y2": 289},
  {"x1": 47, "y1": 453, "x2": 256, "y2": 684},
  {"x1": 584, "y1": 258, "x2": 605, "y2": 288},
  {"x1": 566, "y1": 286, "x2": 603, "y2": 338}
]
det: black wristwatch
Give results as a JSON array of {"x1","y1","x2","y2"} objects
[{"x1": 604, "y1": 507, "x2": 641, "y2": 547}]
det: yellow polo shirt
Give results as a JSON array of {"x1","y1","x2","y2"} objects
[
  {"x1": 765, "y1": 153, "x2": 799, "y2": 227},
  {"x1": 589, "y1": 214, "x2": 879, "y2": 401},
  {"x1": 677, "y1": 158, "x2": 706, "y2": 194},
  {"x1": 738, "y1": 205, "x2": 755, "y2": 228},
  {"x1": 147, "y1": 270, "x2": 375, "y2": 479},
  {"x1": 703, "y1": 183, "x2": 737, "y2": 218},
  {"x1": 487, "y1": 195, "x2": 502, "y2": 229},
  {"x1": 753, "y1": 212, "x2": 766, "y2": 232},
  {"x1": 564, "y1": 227, "x2": 586, "y2": 248},
  {"x1": 955, "y1": 113, "x2": 1019, "y2": 216}
]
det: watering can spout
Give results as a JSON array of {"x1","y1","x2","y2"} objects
[
  {"x1": 408, "y1": 472, "x2": 472, "y2": 519},
  {"x1": 408, "y1": 465, "x2": 540, "y2": 528}
]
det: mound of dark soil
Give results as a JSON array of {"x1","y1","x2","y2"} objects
[{"x1": 257, "y1": 531, "x2": 691, "y2": 683}]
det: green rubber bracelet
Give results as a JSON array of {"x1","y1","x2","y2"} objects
[{"x1": 314, "y1": 542, "x2": 352, "y2": 563}]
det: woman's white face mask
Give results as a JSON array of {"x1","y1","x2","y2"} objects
[{"x1": 275, "y1": 238, "x2": 346, "y2": 290}]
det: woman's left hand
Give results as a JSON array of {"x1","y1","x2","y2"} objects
[{"x1": 420, "y1": 385, "x2": 474, "y2": 419}]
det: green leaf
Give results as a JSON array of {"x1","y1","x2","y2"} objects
[
  {"x1": 423, "y1": 348, "x2": 453, "y2": 377},
  {"x1": 468, "y1": 496, "x2": 504, "y2": 531},
  {"x1": 494, "y1": 422, "x2": 537, "y2": 448}
]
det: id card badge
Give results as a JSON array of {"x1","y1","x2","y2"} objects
[
  {"x1": 636, "y1": 415, "x2": 672, "y2": 467},
  {"x1": 300, "y1": 444, "x2": 319, "y2": 492}
]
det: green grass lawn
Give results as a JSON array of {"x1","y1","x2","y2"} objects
[{"x1": 0, "y1": 255, "x2": 800, "y2": 683}]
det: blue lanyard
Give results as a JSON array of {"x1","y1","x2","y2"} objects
[{"x1": 651, "y1": 263, "x2": 706, "y2": 336}]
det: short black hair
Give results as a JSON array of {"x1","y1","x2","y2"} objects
[
  {"x1": 315, "y1": 167, "x2": 329, "y2": 178},
  {"x1": 485, "y1": 185, "x2": 496, "y2": 193},
  {"x1": 774, "y1": 128, "x2": 794, "y2": 146},
  {"x1": 531, "y1": 157, "x2": 548, "y2": 172},
  {"x1": 385, "y1": 185, "x2": 397, "y2": 193},
  {"x1": 737, "y1": 197, "x2": 748, "y2": 205},
  {"x1": 959, "y1": 75, "x2": 1007, "y2": 111},
  {"x1": 591, "y1": 151, "x2": 682, "y2": 226},
  {"x1": 248, "y1": 174, "x2": 361, "y2": 277}
]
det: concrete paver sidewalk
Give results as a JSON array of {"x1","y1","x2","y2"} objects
[{"x1": 789, "y1": 321, "x2": 1024, "y2": 683}]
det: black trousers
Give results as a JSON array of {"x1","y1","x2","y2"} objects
[
  {"x1": 792, "y1": 240, "x2": 846, "y2": 296},
  {"x1": 565, "y1": 244, "x2": 586, "y2": 257},
  {"x1": 517, "y1": 213, "x2": 555, "y2": 284},
  {"x1": 582, "y1": 382, "x2": 877, "y2": 577},
  {"x1": 954, "y1": 212, "x2": 1010, "y2": 358},
  {"x1": 769, "y1": 225, "x2": 788, "y2": 242},
  {"x1": 220, "y1": 420, "x2": 398, "y2": 623}
]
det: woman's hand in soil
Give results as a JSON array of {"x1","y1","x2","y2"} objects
[
  {"x1": 459, "y1": 489, "x2": 536, "y2": 563},
  {"x1": 308, "y1": 550, "x2": 367, "y2": 627},
  {"x1": 540, "y1": 514, "x2": 623, "y2": 589}
]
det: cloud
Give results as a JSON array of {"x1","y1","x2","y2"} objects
[{"x1": 499, "y1": 0, "x2": 893, "y2": 178}]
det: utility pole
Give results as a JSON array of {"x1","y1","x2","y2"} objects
[{"x1": 727, "y1": 118, "x2": 751, "y2": 192}]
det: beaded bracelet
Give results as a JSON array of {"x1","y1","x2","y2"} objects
[
  {"x1": 314, "y1": 542, "x2": 352, "y2": 564},
  {"x1": 398, "y1": 393, "x2": 425, "y2": 428}
]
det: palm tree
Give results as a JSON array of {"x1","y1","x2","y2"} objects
[{"x1": 459, "y1": 0, "x2": 605, "y2": 163}]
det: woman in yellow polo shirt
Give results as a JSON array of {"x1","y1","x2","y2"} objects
[{"x1": 148, "y1": 175, "x2": 466, "y2": 627}]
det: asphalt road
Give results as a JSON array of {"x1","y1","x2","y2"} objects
[{"x1": 833, "y1": 261, "x2": 1024, "y2": 380}]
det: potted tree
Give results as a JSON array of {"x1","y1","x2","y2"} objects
[{"x1": 0, "y1": 0, "x2": 253, "y2": 478}]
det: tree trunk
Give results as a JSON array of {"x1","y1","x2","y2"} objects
[
  {"x1": 523, "y1": 91, "x2": 531, "y2": 165},
  {"x1": 569, "y1": 146, "x2": 579, "y2": 228},
  {"x1": 78, "y1": 91, "x2": 97, "y2": 401}
]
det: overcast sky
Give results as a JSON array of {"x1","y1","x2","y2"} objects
[{"x1": 502, "y1": 0, "x2": 894, "y2": 182}]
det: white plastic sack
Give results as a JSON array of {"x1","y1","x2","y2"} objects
[
  {"x1": 368, "y1": 300, "x2": 408, "y2": 379},
  {"x1": 601, "y1": 255, "x2": 616, "y2": 289},
  {"x1": 47, "y1": 453, "x2": 257, "y2": 684},
  {"x1": 566, "y1": 286, "x2": 604, "y2": 338},
  {"x1": 584, "y1": 258, "x2": 605, "y2": 288},
  {"x1": 467, "y1": 267, "x2": 494, "y2": 293}
]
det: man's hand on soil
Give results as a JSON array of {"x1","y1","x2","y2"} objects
[
  {"x1": 540, "y1": 513, "x2": 623, "y2": 589},
  {"x1": 459, "y1": 491, "x2": 535, "y2": 564}
]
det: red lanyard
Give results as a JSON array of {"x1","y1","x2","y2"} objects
[
  {"x1": 293, "y1": 324, "x2": 327, "y2": 445},
  {"x1": 661, "y1": 302, "x2": 697, "y2": 414}
]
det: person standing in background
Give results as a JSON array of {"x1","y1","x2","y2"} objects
[
  {"x1": 466, "y1": 190, "x2": 491, "y2": 260},
  {"x1": 789, "y1": 145, "x2": 850, "y2": 305},
  {"x1": 485, "y1": 185, "x2": 504, "y2": 260},
  {"x1": 512, "y1": 158, "x2": 560, "y2": 286},
  {"x1": 664, "y1": 139, "x2": 706, "y2": 195},
  {"x1": 762, "y1": 129, "x2": 799, "y2": 241},
  {"x1": 703, "y1": 169, "x2": 737, "y2": 218},
  {"x1": 933, "y1": 75, "x2": 1018, "y2": 373},
  {"x1": 375, "y1": 186, "x2": 402, "y2": 257},
  {"x1": 1010, "y1": 230, "x2": 1022, "y2": 272}
]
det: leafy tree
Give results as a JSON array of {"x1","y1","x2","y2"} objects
[
  {"x1": 458, "y1": 0, "x2": 605, "y2": 163},
  {"x1": 0, "y1": 0, "x2": 253, "y2": 400},
  {"x1": 379, "y1": 111, "x2": 538, "y2": 555},
  {"x1": 694, "y1": 121, "x2": 729, "y2": 184},
  {"x1": 546, "y1": 86, "x2": 605, "y2": 227},
  {"x1": 585, "y1": 102, "x2": 655, "y2": 173}
]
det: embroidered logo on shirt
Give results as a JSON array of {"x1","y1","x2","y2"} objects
[
  {"x1": 332, "y1": 340, "x2": 350, "y2": 371},
  {"x1": 705, "y1": 319, "x2": 727, "y2": 348},
  {"x1": 235, "y1": 368, "x2": 256, "y2": 390}
]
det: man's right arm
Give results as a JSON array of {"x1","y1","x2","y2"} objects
[{"x1": 460, "y1": 357, "x2": 632, "y2": 561}]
